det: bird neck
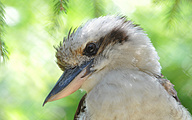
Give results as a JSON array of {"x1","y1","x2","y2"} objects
[
  {"x1": 85, "y1": 69, "x2": 154, "y2": 119},
  {"x1": 85, "y1": 68, "x2": 191, "y2": 119}
]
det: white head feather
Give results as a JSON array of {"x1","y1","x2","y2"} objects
[{"x1": 56, "y1": 15, "x2": 161, "y2": 92}]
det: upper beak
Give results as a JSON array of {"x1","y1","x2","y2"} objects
[{"x1": 43, "y1": 59, "x2": 94, "y2": 106}]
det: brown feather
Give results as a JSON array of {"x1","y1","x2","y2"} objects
[
  {"x1": 96, "y1": 28, "x2": 129, "y2": 55},
  {"x1": 157, "y1": 75, "x2": 181, "y2": 103},
  {"x1": 74, "y1": 94, "x2": 87, "y2": 120}
]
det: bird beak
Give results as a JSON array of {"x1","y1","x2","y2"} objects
[{"x1": 43, "y1": 59, "x2": 94, "y2": 106}]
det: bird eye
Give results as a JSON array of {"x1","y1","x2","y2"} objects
[
  {"x1": 83, "y1": 43, "x2": 97, "y2": 57},
  {"x1": 86, "y1": 43, "x2": 96, "y2": 53}
]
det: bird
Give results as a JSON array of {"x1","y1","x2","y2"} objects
[{"x1": 43, "y1": 15, "x2": 192, "y2": 120}]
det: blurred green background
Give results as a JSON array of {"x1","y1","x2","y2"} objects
[{"x1": 0, "y1": 0, "x2": 192, "y2": 119}]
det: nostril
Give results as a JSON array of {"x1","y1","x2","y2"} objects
[{"x1": 71, "y1": 66, "x2": 76, "y2": 69}]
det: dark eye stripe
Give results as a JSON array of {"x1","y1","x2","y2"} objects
[
  {"x1": 82, "y1": 28, "x2": 128, "y2": 57},
  {"x1": 95, "y1": 28, "x2": 128, "y2": 55}
]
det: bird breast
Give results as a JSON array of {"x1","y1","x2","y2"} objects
[{"x1": 83, "y1": 69, "x2": 191, "y2": 120}]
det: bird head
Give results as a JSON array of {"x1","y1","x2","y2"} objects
[{"x1": 43, "y1": 15, "x2": 161, "y2": 106}]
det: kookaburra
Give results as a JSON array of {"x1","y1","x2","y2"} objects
[{"x1": 43, "y1": 15, "x2": 192, "y2": 120}]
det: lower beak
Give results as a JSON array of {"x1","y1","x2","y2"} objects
[{"x1": 43, "y1": 59, "x2": 94, "y2": 106}]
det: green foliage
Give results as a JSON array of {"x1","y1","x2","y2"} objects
[
  {"x1": 53, "y1": 0, "x2": 68, "y2": 14},
  {"x1": 0, "y1": 0, "x2": 192, "y2": 120},
  {"x1": 153, "y1": 0, "x2": 192, "y2": 28},
  {"x1": 92, "y1": 0, "x2": 107, "y2": 17},
  {"x1": 46, "y1": 0, "x2": 108, "y2": 39},
  {"x1": 0, "y1": 1, "x2": 8, "y2": 63},
  {"x1": 165, "y1": 0, "x2": 181, "y2": 27}
]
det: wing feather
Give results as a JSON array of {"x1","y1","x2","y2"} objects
[
  {"x1": 74, "y1": 94, "x2": 87, "y2": 120},
  {"x1": 157, "y1": 74, "x2": 181, "y2": 103}
]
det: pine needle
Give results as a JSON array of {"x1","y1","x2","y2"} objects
[
  {"x1": 0, "y1": 1, "x2": 8, "y2": 63},
  {"x1": 166, "y1": 0, "x2": 181, "y2": 28},
  {"x1": 153, "y1": 0, "x2": 189, "y2": 28},
  {"x1": 92, "y1": 0, "x2": 106, "y2": 17},
  {"x1": 53, "y1": 0, "x2": 68, "y2": 14}
]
